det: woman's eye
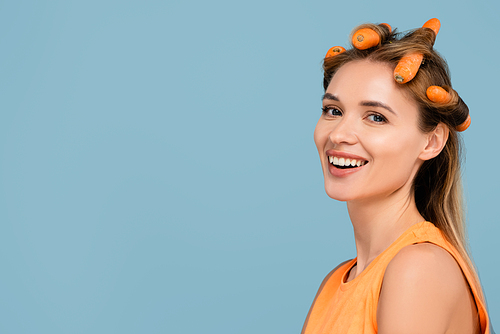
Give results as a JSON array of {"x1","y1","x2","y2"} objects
[
  {"x1": 367, "y1": 114, "x2": 386, "y2": 123},
  {"x1": 322, "y1": 107, "x2": 342, "y2": 116}
]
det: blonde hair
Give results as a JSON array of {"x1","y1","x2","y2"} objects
[{"x1": 323, "y1": 23, "x2": 485, "y2": 303}]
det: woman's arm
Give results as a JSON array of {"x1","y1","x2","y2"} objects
[{"x1": 377, "y1": 243, "x2": 479, "y2": 334}]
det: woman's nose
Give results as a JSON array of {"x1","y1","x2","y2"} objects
[{"x1": 328, "y1": 117, "x2": 358, "y2": 145}]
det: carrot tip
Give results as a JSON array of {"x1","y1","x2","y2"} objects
[
  {"x1": 456, "y1": 115, "x2": 471, "y2": 132},
  {"x1": 422, "y1": 18, "x2": 441, "y2": 37},
  {"x1": 380, "y1": 23, "x2": 392, "y2": 33},
  {"x1": 352, "y1": 28, "x2": 380, "y2": 50},
  {"x1": 426, "y1": 86, "x2": 452, "y2": 104},
  {"x1": 394, "y1": 74, "x2": 404, "y2": 83},
  {"x1": 325, "y1": 46, "x2": 346, "y2": 58},
  {"x1": 394, "y1": 53, "x2": 424, "y2": 84}
]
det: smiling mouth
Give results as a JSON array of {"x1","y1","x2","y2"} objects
[{"x1": 328, "y1": 156, "x2": 368, "y2": 169}]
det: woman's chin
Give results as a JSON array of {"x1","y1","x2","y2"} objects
[{"x1": 324, "y1": 186, "x2": 356, "y2": 202}]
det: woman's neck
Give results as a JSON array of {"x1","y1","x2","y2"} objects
[{"x1": 346, "y1": 189, "x2": 425, "y2": 280}]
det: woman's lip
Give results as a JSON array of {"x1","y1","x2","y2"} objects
[
  {"x1": 328, "y1": 160, "x2": 366, "y2": 177},
  {"x1": 325, "y1": 150, "x2": 369, "y2": 178},
  {"x1": 325, "y1": 149, "x2": 368, "y2": 161}
]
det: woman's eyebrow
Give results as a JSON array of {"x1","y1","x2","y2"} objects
[
  {"x1": 360, "y1": 100, "x2": 397, "y2": 115},
  {"x1": 322, "y1": 93, "x2": 339, "y2": 101}
]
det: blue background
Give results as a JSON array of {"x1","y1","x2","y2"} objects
[{"x1": 0, "y1": 0, "x2": 497, "y2": 332}]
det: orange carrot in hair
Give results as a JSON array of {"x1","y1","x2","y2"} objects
[
  {"x1": 456, "y1": 115, "x2": 471, "y2": 132},
  {"x1": 426, "y1": 86, "x2": 451, "y2": 103},
  {"x1": 394, "y1": 53, "x2": 424, "y2": 83},
  {"x1": 352, "y1": 28, "x2": 380, "y2": 50},
  {"x1": 380, "y1": 23, "x2": 392, "y2": 33},
  {"x1": 325, "y1": 46, "x2": 346, "y2": 58},
  {"x1": 422, "y1": 18, "x2": 441, "y2": 36}
]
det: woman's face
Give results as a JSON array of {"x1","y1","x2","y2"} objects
[{"x1": 314, "y1": 60, "x2": 430, "y2": 202}]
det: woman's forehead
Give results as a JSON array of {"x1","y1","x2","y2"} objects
[{"x1": 325, "y1": 60, "x2": 419, "y2": 117}]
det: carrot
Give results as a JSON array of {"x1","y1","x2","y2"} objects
[
  {"x1": 325, "y1": 46, "x2": 346, "y2": 58},
  {"x1": 426, "y1": 86, "x2": 451, "y2": 103},
  {"x1": 380, "y1": 23, "x2": 392, "y2": 33},
  {"x1": 394, "y1": 53, "x2": 424, "y2": 84},
  {"x1": 352, "y1": 28, "x2": 380, "y2": 50},
  {"x1": 456, "y1": 115, "x2": 471, "y2": 132},
  {"x1": 422, "y1": 18, "x2": 440, "y2": 36}
]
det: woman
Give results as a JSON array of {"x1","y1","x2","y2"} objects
[{"x1": 301, "y1": 19, "x2": 492, "y2": 333}]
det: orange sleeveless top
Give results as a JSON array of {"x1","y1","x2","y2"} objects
[{"x1": 302, "y1": 221, "x2": 490, "y2": 334}]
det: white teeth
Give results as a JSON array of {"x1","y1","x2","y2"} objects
[{"x1": 328, "y1": 156, "x2": 367, "y2": 167}]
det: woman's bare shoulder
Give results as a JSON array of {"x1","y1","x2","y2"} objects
[{"x1": 377, "y1": 243, "x2": 475, "y2": 334}]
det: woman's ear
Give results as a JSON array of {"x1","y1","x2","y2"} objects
[{"x1": 419, "y1": 123, "x2": 449, "y2": 161}]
